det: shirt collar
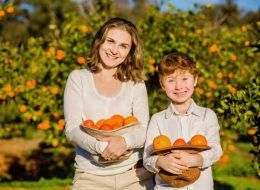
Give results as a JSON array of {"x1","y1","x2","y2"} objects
[{"x1": 165, "y1": 99, "x2": 204, "y2": 119}]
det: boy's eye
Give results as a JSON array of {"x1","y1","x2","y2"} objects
[
  {"x1": 182, "y1": 77, "x2": 188, "y2": 80},
  {"x1": 167, "y1": 79, "x2": 175, "y2": 82}
]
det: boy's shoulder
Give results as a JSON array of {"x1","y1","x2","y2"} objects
[
  {"x1": 150, "y1": 107, "x2": 169, "y2": 120},
  {"x1": 194, "y1": 103, "x2": 217, "y2": 118}
]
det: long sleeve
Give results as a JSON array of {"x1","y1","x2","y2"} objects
[
  {"x1": 122, "y1": 82, "x2": 149, "y2": 149},
  {"x1": 143, "y1": 115, "x2": 161, "y2": 173},
  {"x1": 199, "y1": 108, "x2": 222, "y2": 168},
  {"x1": 63, "y1": 71, "x2": 103, "y2": 154}
]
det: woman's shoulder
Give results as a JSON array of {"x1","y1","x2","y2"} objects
[
  {"x1": 126, "y1": 80, "x2": 146, "y2": 88},
  {"x1": 68, "y1": 69, "x2": 91, "y2": 79}
]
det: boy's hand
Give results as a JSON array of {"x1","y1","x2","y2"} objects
[
  {"x1": 171, "y1": 150, "x2": 203, "y2": 167},
  {"x1": 156, "y1": 153, "x2": 188, "y2": 175}
]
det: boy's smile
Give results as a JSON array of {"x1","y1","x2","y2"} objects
[{"x1": 161, "y1": 70, "x2": 197, "y2": 105}]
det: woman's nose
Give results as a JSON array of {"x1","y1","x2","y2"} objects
[{"x1": 110, "y1": 45, "x2": 118, "y2": 54}]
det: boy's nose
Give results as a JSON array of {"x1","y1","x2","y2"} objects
[{"x1": 175, "y1": 80, "x2": 181, "y2": 89}]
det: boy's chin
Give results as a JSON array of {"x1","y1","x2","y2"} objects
[{"x1": 171, "y1": 98, "x2": 191, "y2": 105}]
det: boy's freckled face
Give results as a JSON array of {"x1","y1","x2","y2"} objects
[{"x1": 161, "y1": 70, "x2": 196, "y2": 104}]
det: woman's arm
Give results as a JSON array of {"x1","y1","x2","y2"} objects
[
  {"x1": 63, "y1": 70, "x2": 104, "y2": 154},
  {"x1": 122, "y1": 82, "x2": 150, "y2": 149}
]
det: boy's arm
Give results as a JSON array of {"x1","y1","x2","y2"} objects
[
  {"x1": 143, "y1": 115, "x2": 189, "y2": 174},
  {"x1": 171, "y1": 150, "x2": 203, "y2": 167},
  {"x1": 198, "y1": 109, "x2": 222, "y2": 168}
]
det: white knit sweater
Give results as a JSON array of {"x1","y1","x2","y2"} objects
[{"x1": 63, "y1": 69, "x2": 149, "y2": 175}]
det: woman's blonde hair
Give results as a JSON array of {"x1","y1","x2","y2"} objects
[{"x1": 87, "y1": 17, "x2": 145, "y2": 82}]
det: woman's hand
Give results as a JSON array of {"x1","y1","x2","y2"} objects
[
  {"x1": 97, "y1": 136, "x2": 127, "y2": 160},
  {"x1": 156, "y1": 153, "x2": 188, "y2": 175}
]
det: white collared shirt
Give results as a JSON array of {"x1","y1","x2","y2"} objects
[{"x1": 143, "y1": 100, "x2": 222, "y2": 190}]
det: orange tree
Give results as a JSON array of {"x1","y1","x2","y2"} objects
[
  {"x1": 0, "y1": 2, "x2": 259, "y2": 179},
  {"x1": 218, "y1": 77, "x2": 259, "y2": 176}
]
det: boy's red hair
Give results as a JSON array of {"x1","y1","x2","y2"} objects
[{"x1": 158, "y1": 52, "x2": 198, "y2": 82}]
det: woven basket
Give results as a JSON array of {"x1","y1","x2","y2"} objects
[
  {"x1": 159, "y1": 167, "x2": 201, "y2": 187},
  {"x1": 151, "y1": 145, "x2": 211, "y2": 188},
  {"x1": 81, "y1": 122, "x2": 141, "y2": 138}
]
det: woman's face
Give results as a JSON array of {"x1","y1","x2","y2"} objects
[{"x1": 99, "y1": 28, "x2": 132, "y2": 70}]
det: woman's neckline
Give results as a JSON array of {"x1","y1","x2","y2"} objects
[{"x1": 89, "y1": 71, "x2": 125, "y2": 100}]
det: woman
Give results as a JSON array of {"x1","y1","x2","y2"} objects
[{"x1": 64, "y1": 17, "x2": 154, "y2": 190}]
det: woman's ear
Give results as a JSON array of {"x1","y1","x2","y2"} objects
[{"x1": 194, "y1": 76, "x2": 198, "y2": 87}]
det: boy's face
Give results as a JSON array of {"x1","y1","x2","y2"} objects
[{"x1": 160, "y1": 70, "x2": 197, "y2": 105}]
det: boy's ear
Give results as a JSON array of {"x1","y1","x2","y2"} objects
[
  {"x1": 194, "y1": 76, "x2": 198, "y2": 87},
  {"x1": 159, "y1": 80, "x2": 165, "y2": 90}
]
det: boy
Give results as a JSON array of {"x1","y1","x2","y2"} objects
[{"x1": 143, "y1": 52, "x2": 222, "y2": 190}]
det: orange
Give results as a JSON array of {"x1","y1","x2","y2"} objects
[
  {"x1": 51, "y1": 87, "x2": 59, "y2": 95},
  {"x1": 99, "y1": 124, "x2": 114, "y2": 131},
  {"x1": 6, "y1": 7, "x2": 14, "y2": 14},
  {"x1": 111, "y1": 114, "x2": 124, "y2": 127},
  {"x1": 77, "y1": 56, "x2": 86, "y2": 65},
  {"x1": 149, "y1": 57, "x2": 155, "y2": 65},
  {"x1": 219, "y1": 130, "x2": 226, "y2": 137},
  {"x1": 218, "y1": 153, "x2": 229, "y2": 164},
  {"x1": 210, "y1": 44, "x2": 218, "y2": 53},
  {"x1": 241, "y1": 25, "x2": 247, "y2": 32},
  {"x1": 247, "y1": 128, "x2": 256, "y2": 136},
  {"x1": 173, "y1": 138, "x2": 186, "y2": 146},
  {"x1": 216, "y1": 72, "x2": 223, "y2": 79},
  {"x1": 81, "y1": 25, "x2": 90, "y2": 33},
  {"x1": 228, "y1": 144, "x2": 235, "y2": 152},
  {"x1": 231, "y1": 55, "x2": 237, "y2": 61},
  {"x1": 82, "y1": 119, "x2": 95, "y2": 128},
  {"x1": 57, "y1": 119, "x2": 65, "y2": 131},
  {"x1": 205, "y1": 92, "x2": 212, "y2": 98},
  {"x1": 153, "y1": 135, "x2": 171, "y2": 150},
  {"x1": 123, "y1": 116, "x2": 139, "y2": 126},
  {"x1": 104, "y1": 118, "x2": 116, "y2": 126},
  {"x1": 190, "y1": 135, "x2": 207, "y2": 146},
  {"x1": 95, "y1": 119, "x2": 105, "y2": 129},
  {"x1": 20, "y1": 105, "x2": 27, "y2": 113},
  {"x1": 229, "y1": 87, "x2": 236, "y2": 94}
]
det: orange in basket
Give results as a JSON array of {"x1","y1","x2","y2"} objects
[
  {"x1": 153, "y1": 135, "x2": 171, "y2": 150},
  {"x1": 123, "y1": 116, "x2": 139, "y2": 126},
  {"x1": 99, "y1": 124, "x2": 115, "y2": 131},
  {"x1": 95, "y1": 119, "x2": 105, "y2": 129},
  {"x1": 190, "y1": 135, "x2": 207, "y2": 146},
  {"x1": 111, "y1": 114, "x2": 124, "y2": 127},
  {"x1": 83, "y1": 119, "x2": 95, "y2": 128},
  {"x1": 173, "y1": 138, "x2": 186, "y2": 146}
]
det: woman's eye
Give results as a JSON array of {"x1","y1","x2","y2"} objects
[
  {"x1": 107, "y1": 39, "x2": 113, "y2": 43},
  {"x1": 120, "y1": 45, "x2": 127, "y2": 49}
]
